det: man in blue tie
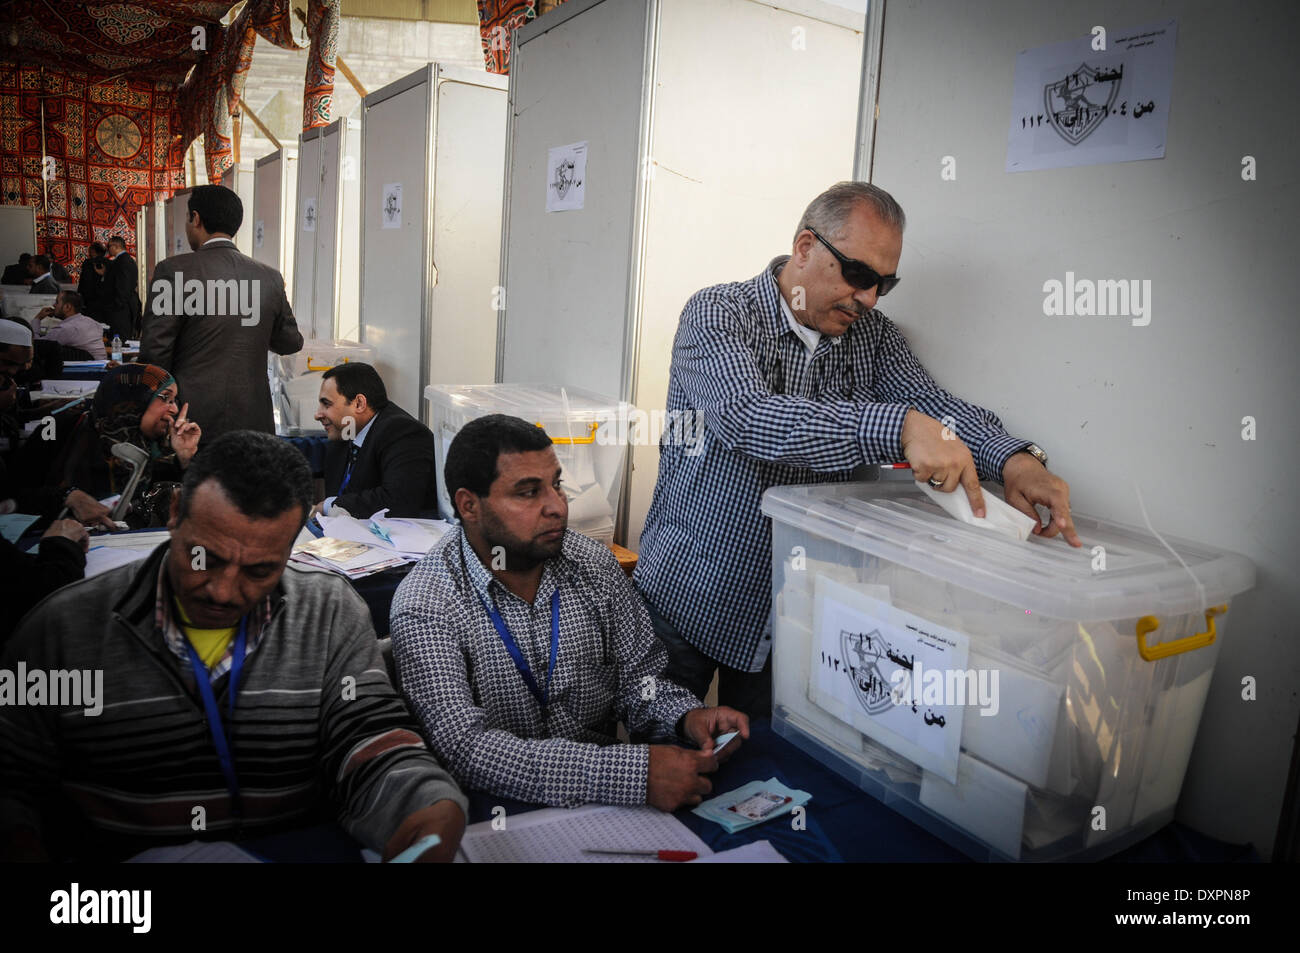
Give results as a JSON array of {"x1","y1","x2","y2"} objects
[{"x1": 312, "y1": 362, "x2": 438, "y2": 519}]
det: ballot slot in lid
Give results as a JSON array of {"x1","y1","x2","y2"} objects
[{"x1": 762, "y1": 479, "x2": 1256, "y2": 861}]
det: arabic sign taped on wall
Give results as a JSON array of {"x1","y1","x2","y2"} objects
[{"x1": 1006, "y1": 19, "x2": 1177, "y2": 173}]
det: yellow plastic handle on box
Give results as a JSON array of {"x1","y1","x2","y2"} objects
[
  {"x1": 306, "y1": 356, "x2": 352, "y2": 372},
  {"x1": 1135, "y1": 605, "x2": 1227, "y2": 661},
  {"x1": 536, "y1": 421, "x2": 598, "y2": 444}
]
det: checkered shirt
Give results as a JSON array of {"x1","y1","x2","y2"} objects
[
  {"x1": 390, "y1": 527, "x2": 704, "y2": 808},
  {"x1": 634, "y1": 256, "x2": 1032, "y2": 671}
]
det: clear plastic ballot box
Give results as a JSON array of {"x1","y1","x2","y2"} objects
[
  {"x1": 271, "y1": 339, "x2": 376, "y2": 435},
  {"x1": 424, "y1": 384, "x2": 632, "y2": 545},
  {"x1": 761, "y1": 481, "x2": 1255, "y2": 861}
]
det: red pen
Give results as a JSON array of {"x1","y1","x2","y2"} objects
[{"x1": 581, "y1": 848, "x2": 698, "y2": 861}]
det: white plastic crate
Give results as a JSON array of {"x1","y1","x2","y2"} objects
[
  {"x1": 425, "y1": 384, "x2": 632, "y2": 545},
  {"x1": 761, "y1": 481, "x2": 1255, "y2": 861}
]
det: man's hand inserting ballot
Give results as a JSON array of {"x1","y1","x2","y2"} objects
[
  {"x1": 1001, "y1": 452, "x2": 1082, "y2": 547},
  {"x1": 901, "y1": 408, "x2": 986, "y2": 516}
]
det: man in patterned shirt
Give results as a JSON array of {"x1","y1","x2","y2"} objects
[
  {"x1": 636, "y1": 181, "x2": 1081, "y2": 717},
  {"x1": 391, "y1": 414, "x2": 749, "y2": 811}
]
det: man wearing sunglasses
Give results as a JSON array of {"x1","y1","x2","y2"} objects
[{"x1": 636, "y1": 181, "x2": 1080, "y2": 716}]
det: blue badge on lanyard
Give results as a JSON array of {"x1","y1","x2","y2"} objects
[
  {"x1": 479, "y1": 589, "x2": 560, "y2": 711},
  {"x1": 184, "y1": 616, "x2": 248, "y2": 816}
]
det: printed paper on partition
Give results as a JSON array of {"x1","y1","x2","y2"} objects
[{"x1": 1006, "y1": 20, "x2": 1177, "y2": 173}]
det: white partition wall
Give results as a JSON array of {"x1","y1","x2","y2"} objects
[
  {"x1": 227, "y1": 160, "x2": 255, "y2": 256},
  {"x1": 293, "y1": 118, "x2": 360, "y2": 340},
  {"x1": 0, "y1": 205, "x2": 37, "y2": 269},
  {"x1": 857, "y1": 0, "x2": 1300, "y2": 860},
  {"x1": 360, "y1": 64, "x2": 508, "y2": 419},
  {"x1": 497, "y1": 0, "x2": 864, "y2": 545},
  {"x1": 291, "y1": 130, "x2": 323, "y2": 324},
  {"x1": 252, "y1": 147, "x2": 297, "y2": 297},
  {"x1": 164, "y1": 188, "x2": 193, "y2": 258}
]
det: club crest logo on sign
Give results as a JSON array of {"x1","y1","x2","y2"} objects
[
  {"x1": 841, "y1": 629, "x2": 895, "y2": 716},
  {"x1": 1044, "y1": 62, "x2": 1121, "y2": 145}
]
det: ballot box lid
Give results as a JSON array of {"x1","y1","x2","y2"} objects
[{"x1": 761, "y1": 481, "x2": 1255, "y2": 621}]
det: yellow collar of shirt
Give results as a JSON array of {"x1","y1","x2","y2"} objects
[{"x1": 173, "y1": 596, "x2": 237, "y2": 670}]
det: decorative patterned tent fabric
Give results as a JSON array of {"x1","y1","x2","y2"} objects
[
  {"x1": 302, "y1": 0, "x2": 340, "y2": 130},
  {"x1": 1, "y1": 0, "x2": 341, "y2": 255},
  {"x1": 477, "y1": 0, "x2": 571, "y2": 74},
  {"x1": 0, "y1": 66, "x2": 185, "y2": 271},
  {"x1": 2, "y1": 1, "x2": 229, "y2": 87},
  {"x1": 476, "y1": 0, "x2": 538, "y2": 74}
]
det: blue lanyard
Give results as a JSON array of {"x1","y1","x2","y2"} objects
[
  {"x1": 184, "y1": 617, "x2": 248, "y2": 812},
  {"x1": 479, "y1": 589, "x2": 560, "y2": 710},
  {"x1": 339, "y1": 446, "x2": 358, "y2": 493}
]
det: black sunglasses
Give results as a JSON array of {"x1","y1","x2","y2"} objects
[{"x1": 806, "y1": 226, "x2": 900, "y2": 296}]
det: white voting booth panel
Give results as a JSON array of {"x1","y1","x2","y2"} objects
[
  {"x1": 142, "y1": 200, "x2": 165, "y2": 275},
  {"x1": 0, "y1": 205, "x2": 37, "y2": 271},
  {"x1": 227, "y1": 160, "x2": 255, "y2": 256},
  {"x1": 497, "y1": 0, "x2": 863, "y2": 545},
  {"x1": 164, "y1": 188, "x2": 193, "y2": 258},
  {"x1": 360, "y1": 64, "x2": 508, "y2": 420},
  {"x1": 253, "y1": 147, "x2": 298, "y2": 297},
  {"x1": 293, "y1": 118, "x2": 360, "y2": 341}
]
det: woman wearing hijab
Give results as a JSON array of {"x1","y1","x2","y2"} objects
[{"x1": 62, "y1": 363, "x2": 202, "y2": 529}]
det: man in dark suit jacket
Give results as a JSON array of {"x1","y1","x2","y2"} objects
[
  {"x1": 140, "y1": 186, "x2": 302, "y2": 440},
  {"x1": 26, "y1": 256, "x2": 60, "y2": 295},
  {"x1": 77, "y1": 242, "x2": 108, "y2": 322},
  {"x1": 101, "y1": 236, "x2": 141, "y2": 339},
  {"x1": 312, "y1": 362, "x2": 438, "y2": 519},
  {"x1": 2, "y1": 254, "x2": 32, "y2": 286}
]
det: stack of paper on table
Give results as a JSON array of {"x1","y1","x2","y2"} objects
[
  {"x1": 291, "y1": 536, "x2": 409, "y2": 578},
  {"x1": 458, "y1": 806, "x2": 713, "y2": 863},
  {"x1": 317, "y1": 511, "x2": 451, "y2": 560}
]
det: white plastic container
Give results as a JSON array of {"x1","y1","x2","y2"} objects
[
  {"x1": 272, "y1": 339, "x2": 377, "y2": 434},
  {"x1": 761, "y1": 481, "x2": 1255, "y2": 861},
  {"x1": 425, "y1": 384, "x2": 632, "y2": 545}
]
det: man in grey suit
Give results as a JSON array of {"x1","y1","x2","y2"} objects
[{"x1": 140, "y1": 185, "x2": 303, "y2": 440}]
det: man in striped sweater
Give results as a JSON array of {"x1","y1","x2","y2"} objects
[{"x1": 0, "y1": 430, "x2": 467, "y2": 862}]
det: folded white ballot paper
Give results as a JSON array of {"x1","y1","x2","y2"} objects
[{"x1": 918, "y1": 481, "x2": 1038, "y2": 542}]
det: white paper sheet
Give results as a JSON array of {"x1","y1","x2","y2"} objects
[
  {"x1": 458, "y1": 805, "x2": 712, "y2": 863},
  {"x1": 1006, "y1": 19, "x2": 1178, "y2": 173},
  {"x1": 810, "y1": 575, "x2": 968, "y2": 783},
  {"x1": 126, "y1": 840, "x2": 262, "y2": 863},
  {"x1": 920, "y1": 754, "x2": 1028, "y2": 859},
  {"x1": 546, "y1": 141, "x2": 587, "y2": 212},
  {"x1": 918, "y1": 481, "x2": 1038, "y2": 541},
  {"x1": 88, "y1": 529, "x2": 170, "y2": 549},
  {"x1": 688, "y1": 840, "x2": 787, "y2": 864},
  {"x1": 84, "y1": 546, "x2": 154, "y2": 578},
  {"x1": 381, "y1": 182, "x2": 402, "y2": 229},
  {"x1": 960, "y1": 650, "x2": 1063, "y2": 788}
]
